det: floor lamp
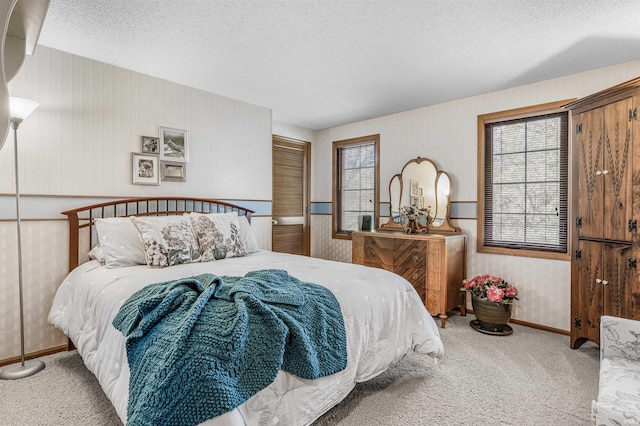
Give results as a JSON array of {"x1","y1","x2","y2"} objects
[{"x1": 0, "y1": 97, "x2": 45, "y2": 380}]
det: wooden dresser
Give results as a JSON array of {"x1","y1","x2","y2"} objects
[{"x1": 352, "y1": 230, "x2": 466, "y2": 327}]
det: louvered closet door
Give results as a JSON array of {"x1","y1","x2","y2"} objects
[{"x1": 272, "y1": 137, "x2": 310, "y2": 255}]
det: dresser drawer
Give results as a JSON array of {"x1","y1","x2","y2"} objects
[
  {"x1": 393, "y1": 240, "x2": 427, "y2": 301},
  {"x1": 363, "y1": 236, "x2": 394, "y2": 270}
]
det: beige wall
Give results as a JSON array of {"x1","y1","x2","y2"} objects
[
  {"x1": 0, "y1": 46, "x2": 273, "y2": 361},
  {"x1": 311, "y1": 60, "x2": 640, "y2": 332},
  {"x1": 2, "y1": 44, "x2": 639, "y2": 361}
]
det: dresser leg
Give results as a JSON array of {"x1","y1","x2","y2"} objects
[
  {"x1": 440, "y1": 314, "x2": 447, "y2": 328},
  {"x1": 460, "y1": 302, "x2": 467, "y2": 317}
]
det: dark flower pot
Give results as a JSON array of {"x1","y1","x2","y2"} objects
[{"x1": 471, "y1": 295, "x2": 512, "y2": 333}]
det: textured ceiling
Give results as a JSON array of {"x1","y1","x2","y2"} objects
[{"x1": 37, "y1": 0, "x2": 640, "y2": 130}]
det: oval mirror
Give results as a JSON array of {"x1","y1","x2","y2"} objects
[
  {"x1": 432, "y1": 171, "x2": 451, "y2": 227},
  {"x1": 399, "y1": 159, "x2": 437, "y2": 215},
  {"x1": 380, "y1": 157, "x2": 459, "y2": 233},
  {"x1": 388, "y1": 174, "x2": 402, "y2": 223}
]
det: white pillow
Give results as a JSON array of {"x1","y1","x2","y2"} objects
[
  {"x1": 189, "y1": 212, "x2": 247, "y2": 261},
  {"x1": 238, "y1": 215, "x2": 259, "y2": 254},
  {"x1": 132, "y1": 216, "x2": 201, "y2": 268},
  {"x1": 87, "y1": 245, "x2": 106, "y2": 266},
  {"x1": 94, "y1": 217, "x2": 146, "y2": 268}
]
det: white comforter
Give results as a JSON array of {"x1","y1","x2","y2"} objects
[{"x1": 49, "y1": 250, "x2": 444, "y2": 425}]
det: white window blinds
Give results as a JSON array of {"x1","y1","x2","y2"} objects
[
  {"x1": 484, "y1": 112, "x2": 568, "y2": 252},
  {"x1": 338, "y1": 142, "x2": 376, "y2": 233}
]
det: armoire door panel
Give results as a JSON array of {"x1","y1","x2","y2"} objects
[
  {"x1": 576, "y1": 108, "x2": 604, "y2": 240},
  {"x1": 603, "y1": 243, "x2": 634, "y2": 318},
  {"x1": 603, "y1": 98, "x2": 633, "y2": 242},
  {"x1": 573, "y1": 240, "x2": 603, "y2": 345}
]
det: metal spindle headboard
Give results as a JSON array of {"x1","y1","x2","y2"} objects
[{"x1": 62, "y1": 197, "x2": 254, "y2": 271}]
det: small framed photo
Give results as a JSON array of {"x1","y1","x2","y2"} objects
[
  {"x1": 159, "y1": 126, "x2": 188, "y2": 162},
  {"x1": 410, "y1": 179, "x2": 420, "y2": 197},
  {"x1": 132, "y1": 153, "x2": 160, "y2": 185},
  {"x1": 141, "y1": 136, "x2": 159, "y2": 154},
  {"x1": 161, "y1": 161, "x2": 187, "y2": 182}
]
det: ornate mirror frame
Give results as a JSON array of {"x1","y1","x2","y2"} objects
[{"x1": 379, "y1": 156, "x2": 459, "y2": 233}]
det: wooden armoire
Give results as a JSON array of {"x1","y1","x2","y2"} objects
[{"x1": 565, "y1": 77, "x2": 640, "y2": 348}]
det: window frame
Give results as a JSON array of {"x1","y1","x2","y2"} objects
[
  {"x1": 332, "y1": 134, "x2": 380, "y2": 240},
  {"x1": 477, "y1": 100, "x2": 574, "y2": 260}
]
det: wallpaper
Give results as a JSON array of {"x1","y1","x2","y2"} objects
[
  {"x1": 0, "y1": 45, "x2": 273, "y2": 362},
  {"x1": 311, "y1": 60, "x2": 640, "y2": 333},
  {"x1": 1, "y1": 44, "x2": 639, "y2": 362},
  {"x1": 0, "y1": 216, "x2": 273, "y2": 361}
]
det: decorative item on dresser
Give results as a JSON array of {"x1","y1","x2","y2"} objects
[
  {"x1": 352, "y1": 230, "x2": 466, "y2": 327},
  {"x1": 564, "y1": 76, "x2": 640, "y2": 349}
]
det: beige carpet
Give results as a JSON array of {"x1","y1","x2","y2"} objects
[{"x1": 0, "y1": 314, "x2": 599, "y2": 425}]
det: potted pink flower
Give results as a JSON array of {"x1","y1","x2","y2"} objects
[{"x1": 461, "y1": 275, "x2": 518, "y2": 335}]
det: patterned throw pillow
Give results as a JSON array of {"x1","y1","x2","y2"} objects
[
  {"x1": 132, "y1": 216, "x2": 201, "y2": 268},
  {"x1": 189, "y1": 212, "x2": 247, "y2": 261},
  {"x1": 238, "y1": 215, "x2": 260, "y2": 254}
]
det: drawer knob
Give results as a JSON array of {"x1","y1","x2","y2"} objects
[{"x1": 370, "y1": 250, "x2": 376, "y2": 257}]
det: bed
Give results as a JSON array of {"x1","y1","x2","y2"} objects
[{"x1": 48, "y1": 197, "x2": 444, "y2": 426}]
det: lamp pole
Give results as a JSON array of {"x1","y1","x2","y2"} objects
[{"x1": 0, "y1": 100, "x2": 45, "y2": 380}]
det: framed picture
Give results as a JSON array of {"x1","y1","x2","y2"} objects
[
  {"x1": 410, "y1": 179, "x2": 420, "y2": 197},
  {"x1": 161, "y1": 161, "x2": 187, "y2": 182},
  {"x1": 159, "y1": 126, "x2": 188, "y2": 162},
  {"x1": 141, "y1": 136, "x2": 160, "y2": 154},
  {"x1": 132, "y1": 153, "x2": 160, "y2": 185}
]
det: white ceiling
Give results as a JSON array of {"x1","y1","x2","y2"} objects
[{"x1": 36, "y1": 0, "x2": 640, "y2": 130}]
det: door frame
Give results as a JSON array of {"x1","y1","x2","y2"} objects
[{"x1": 272, "y1": 135, "x2": 311, "y2": 256}]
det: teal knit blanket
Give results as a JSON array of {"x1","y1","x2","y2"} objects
[{"x1": 112, "y1": 269, "x2": 347, "y2": 426}]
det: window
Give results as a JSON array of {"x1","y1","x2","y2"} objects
[
  {"x1": 478, "y1": 101, "x2": 571, "y2": 259},
  {"x1": 332, "y1": 135, "x2": 379, "y2": 239}
]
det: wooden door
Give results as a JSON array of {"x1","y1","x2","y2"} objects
[
  {"x1": 602, "y1": 242, "x2": 635, "y2": 318},
  {"x1": 603, "y1": 98, "x2": 633, "y2": 242},
  {"x1": 572, "y1": 240, "x2": 603, "y2": 346},
  {"x1": 576, "y1": 108, "x2": 604, "y2": 240},
  {"x1": 272, "y1": 136, "x2": 310, "y2": 255}
]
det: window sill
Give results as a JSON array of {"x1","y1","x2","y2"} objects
[
  {"x1": 478, "y1": 245, "x2": 570, "y2": 261},
  {"x1": 332, "y1": 232, "x2": 353, "y2": 241}
]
